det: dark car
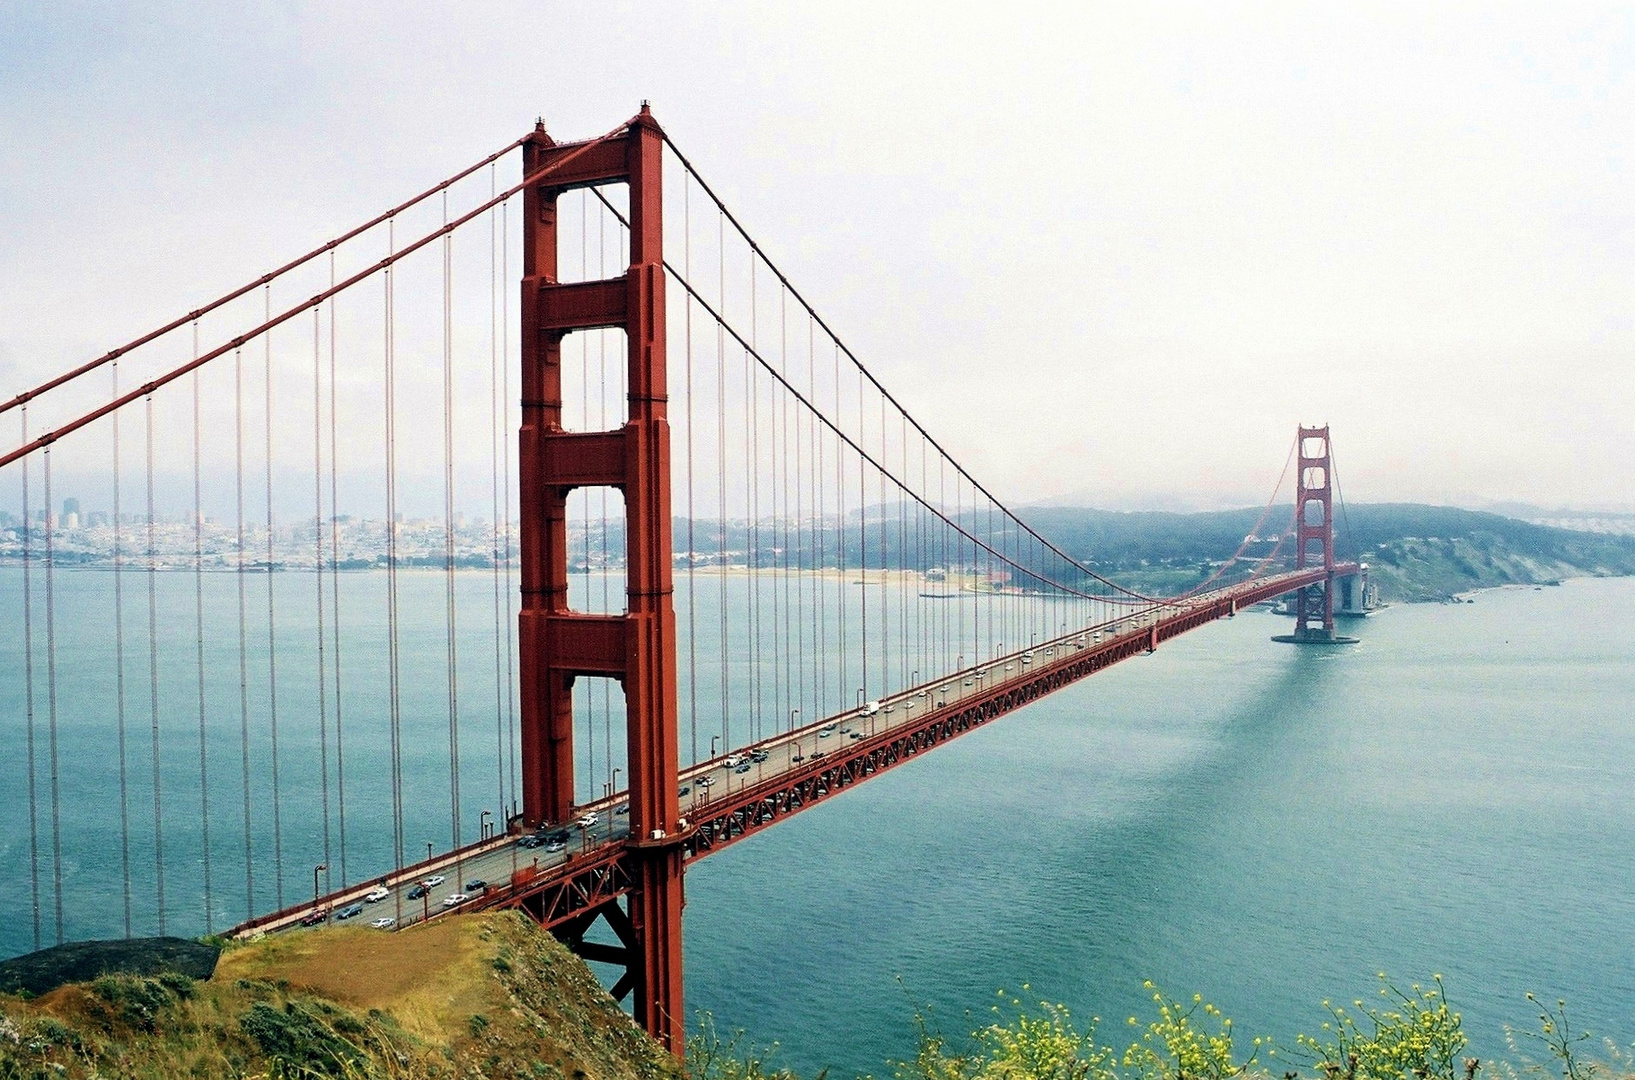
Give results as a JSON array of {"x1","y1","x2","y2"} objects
[
  {"x1": 734, "y1": 763, "x2": 752, "y2": 774},
  {"x1": 679, "y1": 785, "x2": 691, "y2": 796},
  {"x1": 546, "y1": 829, "x2": 572, "y2": 844},
  {"x1": 464, "y1": 879, "x2": 488, "y2": 893},
  {"x1": 299, "y1": 909, "x2": 328, "y2": 927},
  {"x1": 335, "y1": 902, "x2": 364, "y2": 920},
  {"x1": 517, "y1": 835, "x2": 543, "y2": 849},
  {"x1": 750, "y1": 750, "x2": 769, "y2": 763},
  {"x1": 615, "y1": 804, "x2": 629, "y2": 816},
  {"x1": 407, "y1": 883, "x2": 429, "y2": 900}
]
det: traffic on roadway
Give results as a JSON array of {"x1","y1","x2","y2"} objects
[{"x1": 245, "y1": 599, "x2": 1218, "y2": 940}]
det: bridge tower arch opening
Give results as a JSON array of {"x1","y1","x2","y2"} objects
[
  {"x1": 516, "y1": 105, "x2": 686, "y2": 1052},
  {"x1": 1274, "y1": 424, "x2": 1358, "y2": 645}
]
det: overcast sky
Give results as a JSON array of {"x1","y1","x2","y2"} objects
[{"x1": 2, "y1": 2, "x2": 1630, "y2": 512}]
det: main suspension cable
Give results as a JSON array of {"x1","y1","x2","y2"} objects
[
  {"x1": 2, "y1": 119, "x2": 634, "y2": 471},
  {"x1": 653, "y1": 131, "x2": 1162, "y2": 606},
  {"x1": 1, "y1": 136, "x2": 531, "y2": 418}
]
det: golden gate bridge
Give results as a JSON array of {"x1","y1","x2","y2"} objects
[{"x1": 0, "y1": 105, "x2": 1359, "y2": 1053}]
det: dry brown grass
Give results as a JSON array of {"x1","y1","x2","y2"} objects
[
  {"x1": 1, "y1": 912, "x2": 683, "y2": 1080},
  {"x1": 219, "y1": 916, "x2": 502, "y2": 1045}
]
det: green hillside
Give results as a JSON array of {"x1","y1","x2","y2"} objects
[{"x1": 1021, "y1": 503, "x2": 1635, "y2": 602}]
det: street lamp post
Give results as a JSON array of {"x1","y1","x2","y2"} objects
[
  {"x1": 426, "y1": 841, "x2": 433, "y2": 864},
  {"x1": 480, "y1": 809, "x2": 492, "y2": 841},
  {"x1": 710, "y1": 734, "x2": 720, "y2": 759},
  {"x1": 312, "y1": 864, "x2": 327, "y2": 907}
]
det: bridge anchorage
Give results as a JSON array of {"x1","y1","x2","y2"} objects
[
  {"x1": 1272, "y1": 425, "x2": 1360, "y2": 645},
  {"x1": 2, "y1": 101, "x2": 1363, "y2": 1061}
]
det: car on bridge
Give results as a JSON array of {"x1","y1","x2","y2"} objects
[
  {"x1": 577, "y1": 812, "x2": 599, "y2": 828},
  {"x1": 370, "y1": 917, "x2": 395, "y2": 930},
  {"x1": 424, "y1": 875, "x2": 446, "y2": 887},
  {"x1": 407, "y1": 883, "x2": 429, "y2": 900},
  {"x1": 463, "y1": 880, "x2": 488, "y2": 893},
  {"x1": 299, "y1": 909, "x2": 328, "y2": 927},
  {"x1": 364, "y1": 886, "x2": 390, "y2": 904},
  {"x1": 335, "y1": 902, "x2": 364, "y2": 920},
  {"x1": 544, "y1": 840, "x2": 566, "y2": 853},
  {"x1": 442, "y1": 893, "x2": 469, "y2": 908}
]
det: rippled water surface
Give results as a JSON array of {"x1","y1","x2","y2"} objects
[
  {"x1": 684, "y1": 577, "x2": 1635, "y2": 1075},
  {"x1": 3, "y1": 571, "x2": 1632, "y2": 1075}
]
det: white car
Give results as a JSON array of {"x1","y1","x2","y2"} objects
[
  {"x1": 363, "y1": 887, "x2": 390, "y2": 904},
  {"x1": 696, "y1": 776, "x2": 714, "y2": 787},
  {"x1": 544, "y1": 840, "x2": 566, "y2": 853},
  {"x1": 577, "y1": 812, "x2": 599, "y2": 828},
  {"x1": 370, "y1": 916, "x2": 395, "y2": 929},
  {"x1": 424, "y1": 874, "x2": 446, "y2": 887},
  {"x1": 441, "y1": 893, "x2": 469, "y2": 908}
]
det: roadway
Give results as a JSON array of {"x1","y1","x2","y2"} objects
[{"x1": 234, "y1": 566, "x2": 1346, "y2": 940}]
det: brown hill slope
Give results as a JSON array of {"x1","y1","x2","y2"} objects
[{"x1": 0, "y1": 912, "x2": 681, "y2": 1080}]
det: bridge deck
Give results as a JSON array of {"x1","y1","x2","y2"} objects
[{"x1": 233, "y1": 565, "x2": 1350, "y2": 939}]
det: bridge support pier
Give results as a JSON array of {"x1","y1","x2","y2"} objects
[
  {"x1": 1273, "y1": 425, "x2": 1358, "y2": 645},
  {"x1": 517, "y1": 107, "x2": 687, "y2": 1054}
]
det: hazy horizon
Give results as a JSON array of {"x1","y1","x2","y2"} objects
[{"x1": 3, "y1": 4, "x2": 1631, "y2": 513}]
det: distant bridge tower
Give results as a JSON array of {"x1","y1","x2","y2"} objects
[
  {"x1": 1274, "y1": 424, "x2": 1358, "y2": 645},
  {"x1": 516, "y1": 106, "x2": 686, "y2": 1052}
]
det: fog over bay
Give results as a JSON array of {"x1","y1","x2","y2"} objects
[{"x1": 2, "y1": 3, "x2": 1631, "y2": 512}]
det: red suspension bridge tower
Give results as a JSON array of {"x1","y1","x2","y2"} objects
[
  {"x1": 1273, "y1": 424, "x2": 1358, "y2": 645},
  {"x1": 516, "y1": 106, "x2": 686, "y2": 1050}
]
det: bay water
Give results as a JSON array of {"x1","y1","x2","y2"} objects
[{"x1": 2, "y1": 569, "x2": 1632, "y2": 1075}]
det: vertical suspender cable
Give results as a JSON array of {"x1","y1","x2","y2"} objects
[
  {"x1": 835, "y1": 341, "x2": 845, "y2": 713},
  {"x1": 328, "y1": 251, "x2": 348, "y2": 885},
  {"x1": 785, "y1": 292, "x2": 798, "y2": 732},
  {"x1": 443, "y1": 194, "x2": 463, "y2": 861},
  {"x1": 579, "y1": 191, "x2": 594, "y2": 797},
  {"x1": 311, "y1": 306, "x2": 331, "y2": 895},
  {"x1": 500, "y1": 197, "x2": 518, "y2": 813},
  {"x1": 192, "y1": 324, "x2": 214, "y2": 932},
  {"x1": 21, "y1": 407, "x2": 40, "y2": 951},
  {"x1": 809, "y1": 318, "x2": 822, "y2": 722},
  {"x1": 145, "y1": 393, "x2": 165, "y2": 933},
  {"x1": 234, "y1": 347, "x2": 254, "y2": 917},
  {"x1": 716, "y1": 211, "x2": 729, "y2": 755},
  {"x1": 597, "y1": 207, "x2": 610, "y2": 789},
  {"x1": 858, "y1": 368, "x2": 867, "y2": 705},
  {"x1": 490, "y1": 163, "x2": 509, "y2": 813},
  {"x1": 779, "y1": 291, "x2": 792, "y2": 734},
  {"x1": 683, "y1": 170, "x2": 699, "y2": 767},
  {"x1": 878, "y1": 383, "x2": 887, "y2": 694},
  {"x1": 43, "y1": 447, "x2": 63, "y2": 943},
  {"x1": 264, "y1": 286, "x2": 285, "y2": 910},
  {"x1": 385, "y1": 224, "x2": 406, "y2": 923},
  {"x1": 112, "y1": 364, "x2": 134, "y2": 936},
  {"x1": 795, "y1": 314, "x2": 808, "y2": 725},
  {"x1": 748, "y1": 263, "x2": 760, "y2": 743}
]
